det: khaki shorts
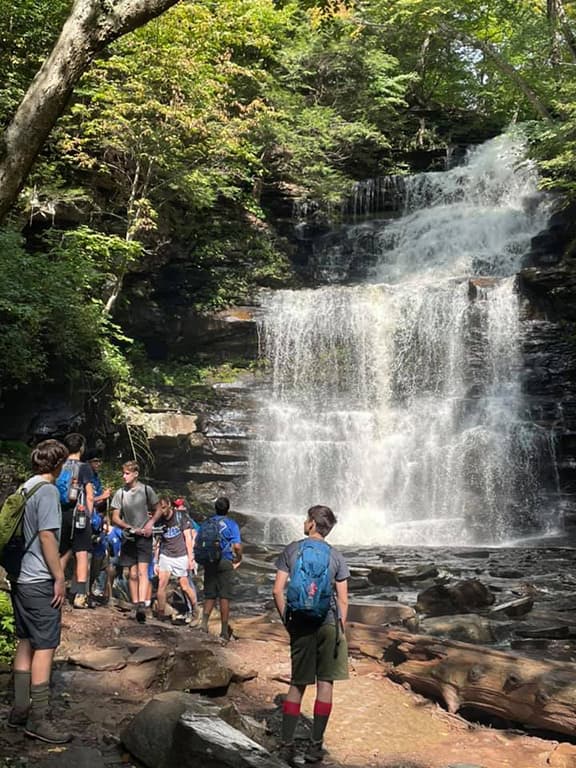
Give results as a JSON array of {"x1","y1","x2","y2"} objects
[
  {"x1": 289, "y1": 623, "x2": 349, "y2": 686},
  {"x1": 203, "y1": 558, "x2": 235, "y2": 599}
]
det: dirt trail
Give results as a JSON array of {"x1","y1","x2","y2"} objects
[{"x1": 1, "y1": 604, "x2": 576, "y2": 768}]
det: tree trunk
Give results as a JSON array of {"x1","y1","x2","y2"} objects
[
  {"x1": 383, "y1": 629, "x2": 576, "y2": 736},
  {"x1": 554, "y1": 0, "x2": 576, "y2": 63},
  {"x1": 0, "y1": 0, "x2": 179, "y2": 223}
]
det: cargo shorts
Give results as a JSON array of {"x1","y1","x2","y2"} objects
[{"x1": 289, "y1": 622, "x2": 349, "y2": 686}]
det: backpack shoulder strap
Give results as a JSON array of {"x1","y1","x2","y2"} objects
[{"x1": 23, "y1": 480, "x2": 50, "y2": 501}]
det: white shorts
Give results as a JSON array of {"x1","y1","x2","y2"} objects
[{"x1": 158, "y1": 554, "x2": 188, "y2": 578}]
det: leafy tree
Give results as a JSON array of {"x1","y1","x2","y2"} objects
[{"x1": 0, "y1": 0, "x2": 182, "y2": 222}]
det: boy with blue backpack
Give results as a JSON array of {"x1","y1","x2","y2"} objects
[
  {"x1": 272, "y1": 505, "x2": 349, "y2": 766},
  {"x1": 56, "y1": 433, "x2": 94, "y2": 609},
  {"x1": 194, "y1": 496, "x2": 242, "y2": 641}
]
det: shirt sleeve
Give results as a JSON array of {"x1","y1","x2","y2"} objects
[
  {"x1": 223, "y1": 519, "x2": 241, "y2": 544},
  {"x1": 35, "y1": 485, "x2": 61, "y2": 532},
  {"x1": 147, "y1": 486, "x2": 159, "y2": 509},
  {"x1": 275, "y1": 543, "x2": 294, "y2": 573},
  {"x1": 110, "y1": 489, "x2": 123, "y2": 511},
  {"x1": 333, "y1": 550, "x2": 350, "y2": 581},
  {"x1": 79, "y1": 463, "x2": 94, "y2": 487}
]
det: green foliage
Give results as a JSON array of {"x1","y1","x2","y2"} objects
[
  {"x1": 0, "y1": 0, "x2": 70, "y2": 124},
  {"x1": 0, "y1": 591, "x2": 16, "y2": 663},
  {"x1": 0, "y1": 227, "x2": 131, "y2": 394}
]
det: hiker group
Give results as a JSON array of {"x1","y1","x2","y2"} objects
[
  {"x1": 1, "y1": 437, "x2": 349, "y2": 766},
  {"x1": 0, "y1": 436, "x2": 243, "y2": 744}
]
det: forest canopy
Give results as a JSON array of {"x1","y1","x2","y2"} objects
[{"x1": 0, "y1": 0, "x2": 575, "y2": 405}]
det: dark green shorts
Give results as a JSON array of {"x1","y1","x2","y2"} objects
[
  {"x1": 289, "y1": 623, "x2": 349, "y2": 686},
  {"x1": 203, "y1": 559, "x2": 235, "y2": 599}
]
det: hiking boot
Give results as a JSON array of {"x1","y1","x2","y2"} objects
[
  {"x1": 73, "y1": 593, "x2": 88, "y2": 609},
  {"x1": 135, "y1": 603, "x2": 146, "y2": 623},
  {"x1": 303, "y1": 741, "x2": 325, "y2": 763},
  {"x1": 8, "y1": 705, "x2": 29, "y2": 728},
  {"x1": 24, "y1": 711, "x2": 72, "y2": 744},
  {"x1": 277, "y1": 742, "x2": 297, "y2": 766}
]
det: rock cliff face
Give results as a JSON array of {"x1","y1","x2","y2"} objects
[{"x1": 519, "y1": 202, "x2": 576, "y2": 530}]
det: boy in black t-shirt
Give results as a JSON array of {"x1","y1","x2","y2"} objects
[{"x1": 58, "y1": 433, "x2": 94, "y2": 609}]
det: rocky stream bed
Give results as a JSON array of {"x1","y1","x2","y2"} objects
[{"x1": 3, "y1": 537, "x2": 576, "y2": 768}]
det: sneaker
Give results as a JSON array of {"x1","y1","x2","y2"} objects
[
  {"x1": 73, "y1": 593, "x2": 88, "y2": 609},
  {"x1": 135, "y1": 603, "x2": 146, "y2": 624},
  {"x1": 303, "y1": 741, "x2": 325, "y2": 763},
  {"x1": 24, "y1": 712, "x2": 72, "y2": 744},
  {"x1": 8, "y1": 706, "x2": 29, "y2": 728}
]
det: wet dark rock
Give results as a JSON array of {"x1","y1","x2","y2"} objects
[
  {"x1": 515, "y1": 624, "x2": 570, "y2": 639},
  {"x1": 396, "y1": 565, "x2": 439, "y2": 583},
  {"x1": 510, "y1": 637, "x2": 551, "y2": 651},
  {"x1": 367, "y1": 566, "x2": 401, "y2": 587},
  {"x1": 36, "y1": 747, "x2": 106, "y2": 768},
  {"x1": 453, "y1": 550, "x2": 492, "y2": 559},
  {"x1": 488, "y1": 568, "x2": 524, "y2": 579},
  {"x1": 489, "y1": 597, "x2": 534, "y2": 618},
  {"x1": 419, "y1": 614, "x2": 496, "y2": 644},
  {"x1": 416, "y1": 579, "x2": 495, "y2": 616}
]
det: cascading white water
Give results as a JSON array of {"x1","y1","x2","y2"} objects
[{"x1": 244, "y1": 134, "x2": 556, "y2": 546}]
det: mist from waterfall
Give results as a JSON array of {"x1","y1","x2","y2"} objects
[{"x1": 244, "y1": 134, "x2": 556, "y2": 546}]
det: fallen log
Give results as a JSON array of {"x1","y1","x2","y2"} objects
[{"x1": 382, "y1": 629, "x2": 576, "y2": 736}]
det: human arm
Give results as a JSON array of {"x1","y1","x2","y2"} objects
[
  {"x1": 39, "y1": 530, "x2": 66, "y2": 607},
  {"x1": 142, "y1": 488, "x2": 162, "y2": 535},
  {"x1": 335, "y1": 579, "x2": 349, "y2": 628},
  {"x1": 184, "y1": 528, "x2": 196, "y2": 571},
  {"x1": 231, "y1": 542, "x2": 242, "y2": 569},
  {"x1": 110, "y1": 505, "x2": 132, "y2": 533},
  {"x1": 272, "y1": 570, "x2": 289, "y2": 623}
]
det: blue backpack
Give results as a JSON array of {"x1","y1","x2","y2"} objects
[
  {"x1": 194, "y1": 516, "x2": 224, "y2": 565},
  {"x1": 55, "y1": 460, "x2": 80, "y2": 505},
  {"x1": 287, "y1": 539, "x2": 333, "y2": 623}
]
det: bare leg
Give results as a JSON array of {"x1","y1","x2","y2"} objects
[
  {"x1": 156, "y1": 571, "x2": 170, "y2": 614},
  {"x1": 202, "y1": 598, "x2": 215, "y2": 631},
  {"x1": 75, "y1": 550, "x2": 89, "y2": 584},
  {"x1": 137, "y1": 562, "x2": 150, "y2": 604},
  {"x1": 178, "y1": 576, "x2": 197, "y2": 609},
  {"x1": 30, "y1": 649, "x2": 55, "y2": 687},
  {"x1": 13, "y1": 639, "x2": 33, "y2": 672},
  {"x1": 128, "y1": 564, "x2": 139, "y2": 604}
]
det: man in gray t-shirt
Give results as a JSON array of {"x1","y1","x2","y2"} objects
[
  {"x1": 110, "y1": 460, "x2": 161, "y2": 623},
  {"x1": 8, "y1": 439, "x2": 71, "y2": 746}
]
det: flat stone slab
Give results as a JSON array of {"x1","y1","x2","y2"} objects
[
  {"x1": 128, "y1": 646, "x2": 167, "y2": 665},
  {"x1": 348, "y1": 601, "x2": 415, "y2": 626},
  {"x1": 67, "y1": 647, "x2": 130, "y2": 671}
]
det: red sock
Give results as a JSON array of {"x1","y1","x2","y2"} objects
[
  {"x1": 282, "y1": 700, "x2": 301, "y2": 743},
  {"x1": 312, "y1": 699, "x2": 332, "y2": 742}
]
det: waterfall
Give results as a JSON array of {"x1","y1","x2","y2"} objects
[{"x1": 244, "y1": 134, "x2": 557, "y2": 546}]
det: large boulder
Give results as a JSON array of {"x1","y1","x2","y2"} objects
[
  {"x1": 121, "y1": 691, "x2": 222, "y2": 768},
  {"x1": 166, "y1": 647, "x2": 233, "y2": 691},
  {"x1": 416, "y1": 579, "x2": 495, "y2": 617},
  {"x1": 122, "y1": 692, "x2": 285, "y2": 768},
  {"x1": 167, "y1": 711, "x2": 287, "y2": 768}
]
